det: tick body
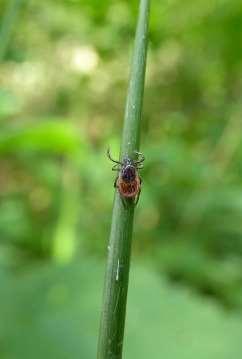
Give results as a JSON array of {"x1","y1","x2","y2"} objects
[{"x1": 107, "y1": 148, "x2": 144, "y2": 205}]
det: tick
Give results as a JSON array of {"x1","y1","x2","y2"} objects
[{"x1": 107, "y1": 148, "x2": 145, "y2": 205}]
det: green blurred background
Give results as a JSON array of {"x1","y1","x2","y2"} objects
[{"x1": 1, "y1": 0, "x2": 242, "y2": 358}]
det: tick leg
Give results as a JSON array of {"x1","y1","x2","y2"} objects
[
  {"x1": 112, "y1": 164, "x2": 121, "y2": 171},
  {"x1": 134, "y1": 151, "x2": 145, "y2": 164},
  {"x1": 134, "y1": 188, "x2": 141, "y2": 206},
  {"x1": 114, "y1": 178, "x2": 126, "y2": 208},
  {"x1": 134, "y1": 177, "x2": 142, "y2": 206},
  {"x1": 107, "y1": 147, "x2": 122, "y2": 165},
  {"x1": 114, "y1": 177, "x2": 118, "y2": 188}
]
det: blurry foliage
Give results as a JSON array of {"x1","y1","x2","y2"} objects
[{"x1": 1, "y1": 0, "x2": 242, "y2": 356}]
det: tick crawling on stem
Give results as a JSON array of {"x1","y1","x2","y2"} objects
[{"x1": 107, "y1": 148, "x2": 145, "y2": 205}]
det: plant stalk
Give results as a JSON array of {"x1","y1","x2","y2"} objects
[{"x1": 97, "y1": 1, "x2": 150, "y2": 358}]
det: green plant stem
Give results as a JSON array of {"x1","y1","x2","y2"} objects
[{"x1": 97, "y1": 1, "x2": 150, "y2": 358}]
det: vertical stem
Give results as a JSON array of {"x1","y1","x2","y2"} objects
[{"x1": 97, "y1": 1, "x2": 150, "y2": 358}]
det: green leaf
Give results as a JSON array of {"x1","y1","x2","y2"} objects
[{"x1": 0, "y1": 121, "x2": 81, "y2": 155}]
